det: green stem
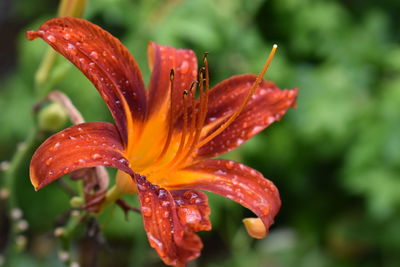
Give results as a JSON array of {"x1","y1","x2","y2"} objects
[
  {"x1": 2, "y1": 127, "x2": 39, "y2": 263},
  {"x1": 100, "y1": 185, "x2": 124, "y2": 212}
]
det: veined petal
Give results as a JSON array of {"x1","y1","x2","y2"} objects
[
  {"x1": 147, "y1": 42, "x2": 198, "y2": 118},
  {"x1": 134, "y1": 175, "x2": 210, "y2": 266},
  {"x1": 26, "y1": 17, "x2": 147, "y2": 145},
  {"x1": 30, "y1": 122, "x2": 131, "y2": 190},
  {"x1": 196, "y1": 74, "x2": 298, "y2": 159},
  {"x1": 167, "y1": 159, "x2": 281, "y2": 232}
]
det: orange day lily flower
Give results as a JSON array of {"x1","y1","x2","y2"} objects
[{"x1": 27, "y1": 17, "x2": 298, "y2": 266}]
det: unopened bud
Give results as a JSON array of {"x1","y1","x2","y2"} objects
[
  {"x1": 71, "y1": 210, "x2": 80, "y2": 217},
  {"x1": 58, "y1": 250, "x2": 70, "y2": 262},
  {"x1": 70, "y1": 196, "x2": 84, "y2": 208},
  {"x1": 54, "y1": 227, "x2": 65, "y2": 237},
  {"x1": 0, "y1": 161, "x2": 10, "y2": 171},
  {"x1": 0, "y1": 188, "x2": 9, "y2": 200},
  {"x1": 38, "y1": 102, "x2": 68, "y2": 132},
  {"x1": 15, "y1": 235, "x2": 27, "y2": 250},
  {"x1": 243, "y1": 217, "x2": 268, "y2": 239},
  {"x1": 10, "y1": 208, "x2": 23, "y2": 220},
  {"x1": 17, "y1": 220, "x2": 29, "y2": 231}
]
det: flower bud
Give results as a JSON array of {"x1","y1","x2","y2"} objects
[
  {"x1": 15, "y1": 235, "x2": 27, "y2": 250},
  {"x1": 17, "y1": 220, "x2": 29, "y2": 232},
  {"x1": 58, "y1": 0, "x2": 87, "y2": 17},
  {"x1": 0, "y1": 188, "x2": 9, "y2": 199},
  {"x1": 10, "y1": 208, "x2": 23, "y2": 220},
  {"x1": 58, "y1": 250, "x2": 70, "y2": 262},
  {"x1": 54, "y1": 227, "x2": 65, "y2": 237},
  {"x1": 38, "y1": 102, "x2": 68, "y2": 132},
  {"x1": 242, "y1": 217, "x2": 268, "y2": 239},
  {"x1": 70, "y1": 196, "x2": 84, "y2": 208}
]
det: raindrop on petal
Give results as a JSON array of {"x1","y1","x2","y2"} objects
[
  {"x1": 92, "y1": 154, "x2": 102, "y2": 160},
  {"x1": 141, "y1": 206, "x2": 152, "y2": 217},
  {"x1": 47, "y1": 35, "x2": 56, "y2": 42}
]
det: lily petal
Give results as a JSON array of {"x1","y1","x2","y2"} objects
[
  {"x1": 26, "y1": 17, "x2": 147, "y2": 145},
  {"x1": 147, "y1": 42, "x2": 198, "y2": 118},
  {"x1": 168, "y1": 159, "x2": 281, "y2": 232},
  {"x1": 30, "y1": 122, "x2": 131, "y2": 190},
  {"x1": 134, "y1": 175, "x2": 210, "y2": 266},
  {"x1": 197, "y1": 74, "x2": 298, "y2": 159}
]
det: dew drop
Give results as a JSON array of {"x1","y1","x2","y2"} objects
[
  {"x1": 64, "y1": 33, "x2": 71, "y2": 40},
  {"x1": 78, "y1": 159, "x2": 86, "y2": 164},
  {"x1": 92, "y1": 153, "x2": 102, "y2": 160},
  {"x1": 118, "y1": 158, "x2": 128, "y2": 165},
  {"x1": 67, "y1": 43, "x2": 77, "y2": 55},
  {"x1": 144, "y1": 197, "x2": 151, "y2": 203},
  {"x1": 53, "y1": 142, "x2": 61, "y2": 150},
  {"x1": 90, "y1": 51, "x2": 99, "y2": 60},
  {"x1": 236, "y1": 138, "x2": 244, "y2": 146},
  {"x1": 267, "y1": 116, "x2": 275, "y2": 124},
  {"x1": 163, "y1": 211, "x2": 170, "y2": 218},
  {"x1": 179, "y1": 61, "x2": 189, "y2": 74},
  {"x1": 141, "y1": 206, "x2": 152, "y2": 217},
  {"x1": 225, "y1": 161, "x2": 234, "y2": 169},
  {"x1": 47, "y1": 35, "x2": 56, "y2": 42},
  {"x1": 45, "y1": 157, "x2": 53, "y2": 166},
  {"x1": 157, "y1": 189, "x2": 167, "y2": 199},
  {"x1": 137, "y1": 184, "x2": 146, "y2": 191},
  {"x1": 215, "y1": 169, "x2": 227, "y2": 176}
]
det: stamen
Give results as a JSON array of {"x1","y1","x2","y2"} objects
[
  {"x1": 178, "y1": 55, "x2": 210, "y2": 164},
  {"x1": 196, "y1": 44, "x2": 278, "y2": 148},
  {"x1": 166, "y1": 82, "x2": 197, "y2": 168},
  {"x1": 152, "y1": 69, "x2": 175, "y2": 165},
  {"x1": 171, "y1": 90, "x2": 189, "y2": 163}
]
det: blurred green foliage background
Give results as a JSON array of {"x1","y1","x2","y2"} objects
[{"x1": 1, "y1": 0, "x2": 400, "y2": 266}]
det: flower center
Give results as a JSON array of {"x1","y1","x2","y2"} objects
[{"x1": 127, "y1": 45, "x2": 278, "y2": 186}]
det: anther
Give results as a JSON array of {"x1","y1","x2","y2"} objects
[{"x1": 196, "y1": 44, "x2": 278, "y2": 148}]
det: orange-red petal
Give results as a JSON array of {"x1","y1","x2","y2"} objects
[
  {"x1": 171, "y1": 159, "x2": 281, "y2": 232},
  {"x1": 26, "y1": 17, "x2": 147, "y2": 145},
  {"x1": 30, "y1": 122, "x2": 131, "y2": 190},
  {"x1": 146, "y1": 42, "x2": 198, "y2": 118},
  {"x1": 196, "y1": 74, "x2": 298, "y2": 159},
  {"x1": 134, "y1": 175, "x2": 211, "y2": 266}
]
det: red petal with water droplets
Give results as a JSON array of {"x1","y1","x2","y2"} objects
[
  {"x1": 30, "y1": 122, "x2": 131, "y2": 190},
  {"x1": 134, "y1": 175, "x2": 210, "y2": 266},
  {"x1": 197, "y1": 74, "x2": 298, "y2": 159},
  {"x1": 26, "y1": 17, "x2": 147, "y2": 145},
  {"x1": 173, "y1": 159, "x2": 281, "y2": 232},
  {"x1": 147, "y1": 42, "x2": 198, "y2": 118}
]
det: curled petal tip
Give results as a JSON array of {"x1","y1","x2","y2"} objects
[
  {"x1": 243, "y1": 217, "x2": 268, "y2": 239},
  {"x1": 26, "y1": 30, "x2": 41, "y2": 40}
]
